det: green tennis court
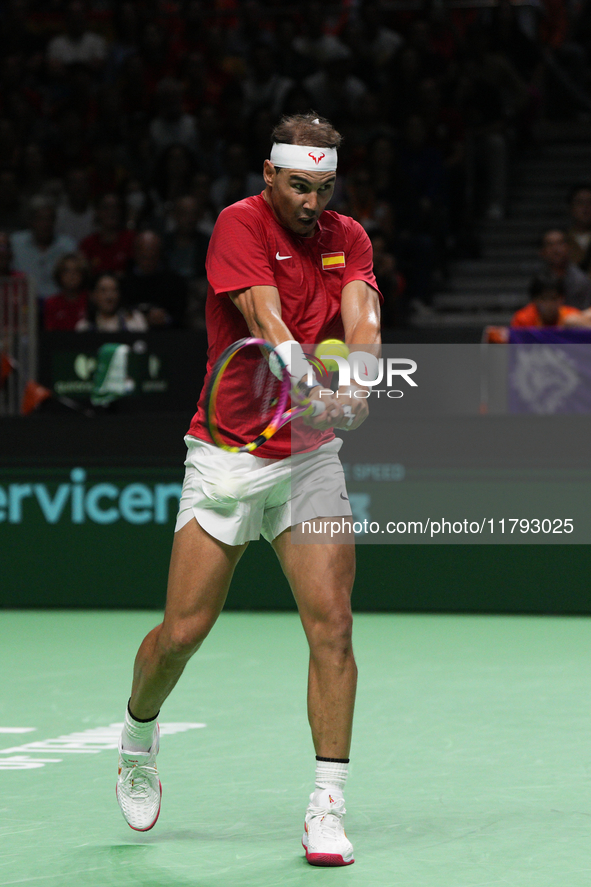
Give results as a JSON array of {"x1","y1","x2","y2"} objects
[{"x1": 2, "y1": 610, "x2": 591, "y2": 886}]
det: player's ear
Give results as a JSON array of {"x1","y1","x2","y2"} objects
[{"x1": 263, "y1": 160, "x2": 277, "y2": 187}]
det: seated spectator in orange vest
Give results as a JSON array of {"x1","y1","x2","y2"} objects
[
  {"x1": 75, "y1": 273, "x2": 148, "y2": 332},
  {"x1": 44, "y1": 253, "x2": 89, "y2": 331},
  {"x1": 511, "y1": 275, "x2": 581, "y2": 328},
  {"x1": 79, "y1": 193, "x2": 135, "y2": 277}
]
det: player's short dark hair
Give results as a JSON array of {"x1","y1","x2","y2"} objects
[
  {"x1": 529, "y1": 274, "x2": 564, "y2": 299},
  {"x1": 271, "y1": 112, "x2": 342, "y2": 150}
]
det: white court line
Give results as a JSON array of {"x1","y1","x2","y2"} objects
[
  {"x1": 0, "y1": 729, "x2": 36, "y2": 734},
  {"x1": 2, "y1": 867, "x2": 111, "y2": 885},
  {"x1": 0, "y1": 722, "x2": 206, "y2": 770}
]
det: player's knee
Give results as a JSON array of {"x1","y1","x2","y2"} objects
[
  {"x1": 309, "y1": 608, "x2": 353, "y2": 657},
  {"x1": 163, "y1": 615, "x2": 214, "y2": 659}
]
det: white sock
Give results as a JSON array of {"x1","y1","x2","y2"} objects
[
  {"x1": 315, "y1": 757, "x2": 349, "y2": 796},
  {"x1": 120, "y1": 703, "x2": 158, "y2": 753}
]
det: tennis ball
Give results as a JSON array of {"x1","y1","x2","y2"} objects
[{"x1": 315, "y1": 339, "x2": 349, "y2": 373}]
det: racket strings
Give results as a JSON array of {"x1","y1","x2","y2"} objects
[
  {"x1": 252, "y1": 355, "x2": 279, "y2": 420},
  {"x1": 209, "y1": 342, "x2": 286, "y2": 450}
]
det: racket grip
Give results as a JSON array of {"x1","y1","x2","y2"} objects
[{"x1": 308, "y1": 402, "x2": 354, "y2": 425}]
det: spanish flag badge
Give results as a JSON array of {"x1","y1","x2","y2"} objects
[{"x1": 321, "y1": 251, "x2": 346, "y2": 271}]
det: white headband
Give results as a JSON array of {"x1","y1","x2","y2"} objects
[{"x1": 269, "y1": 143, "x2": 338, "y2": 172}]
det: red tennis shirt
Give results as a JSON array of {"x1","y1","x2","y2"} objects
[{"x1": 188, "y1": 192, "x2": 381, "y2": 458}]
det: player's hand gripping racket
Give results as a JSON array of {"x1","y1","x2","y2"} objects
[{"x1": 204, "y1": 337, "x2": 330, "y2": 453}]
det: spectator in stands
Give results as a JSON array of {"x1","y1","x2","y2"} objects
[
  {"x1": 361, "y1": 0, "x2": 404, "y2": 73},
  {"x1": 190, "y1": 172, "x2": 216, "y2": 236},
  {"x1": 338, "y1": 166, "x2": 393, "y2": 235},
  {"x1": 0, "y1": 231, "x2": 26, "y2": 289},
  {"x1": 455, "y1": 25, "x2": 527, "y2": 220},
  {"x1": 0, "y1": 232, "x2": 17, "y2": 279},
  {"x1": 210, "y1": 144, "x2": 265, "y2": 213},
  {"x1": 565, "y1": 185, "x2": 591, "y2": 272},
  {"x1": 87, "y1": 142, "x2": 128, "y2": 201},
  {"x1": 397, "y1": 114, "x2": 448, "y2": 290},
  {"x1": 303, "y1": 37, "x2": 368, "y2": 121},
  {"x1": 0, "y1": 232, "x2": 28, "y2": 337},
  {"x1": 0, "y1": 170, "x2": 26, "y2": 233},
  {"x1": 55, "y1": 169, "x2": 94, "y2": 244},
  {"x1": 241, "y1": 44, "x2": 294, "y2": 119},
  {"x1": 79, "y1": 193, "x2": 135, "y2": 277},
  {"x1": 46, "y1": 1, "x2": 108, "y2": 72},
  {"x1": 121, "y1": 231, "x2": 187, "y2": 329},
  {"x1": 151, "y1": 144, "x2": 197, "y2": 224},
  {"x1": 19, "y1": 144, "x2": 49, "y2": 204},
  {"x1": 149, "y1": 78, "x2": 198, "y2": 156},
  {"x1": 369, "y1": 229, "x2": 405, "y2": 328},
  {"x1": 76, "y1": 273, "x2": 148, "y2": 332},
  {"x1": 538, "y1": 229, "x2": 591, "y2": 309},
  {"x1": 511, "y1": 275, "x2": 582, "y2": 328},
  {"x1": 10, "y1": 196, "x2": 76, "y2": 300},
  {"x1": 194, "y1": 105, "x2": 226, "y2": 179},
  {"x1": 162, "y1": 196, "x2": 209, "y2": 280},
  {"x1": 44, "y1": 253, "x2": 89, "y2": 331}
]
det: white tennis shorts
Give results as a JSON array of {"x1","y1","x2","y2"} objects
[{"x1": 174, "y1": 435, "x2": 352, "y2": 545}]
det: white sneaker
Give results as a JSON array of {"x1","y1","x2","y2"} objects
[
  {"x1": 302, "y1": 788, "x2": 354, "y2": 866},
  {"x1": 116, "y1": 725, "x2": 162, "y2": 831}
]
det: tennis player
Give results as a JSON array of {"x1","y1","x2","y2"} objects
[{"x1": 116, "y1": 112, "x2": 381, "y2": 867}]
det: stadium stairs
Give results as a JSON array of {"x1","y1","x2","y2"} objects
[{"x1": 413, "y1": 121, "x2": 591, "y2": 330}]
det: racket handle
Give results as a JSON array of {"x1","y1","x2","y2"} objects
[
  {"x1": 309, "y1": 399, "x2": 325, "y2": 417},
  {"x1": 309, "y1": 401, "x2": 354, "y2": 426}
]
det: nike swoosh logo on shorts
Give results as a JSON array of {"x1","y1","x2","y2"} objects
[
  {"x1": 276, "y1": 252, "x2": 292, "y2": 260},
  {"x1": 340, "y1": 493, "x2": 349, "y2": 500}
]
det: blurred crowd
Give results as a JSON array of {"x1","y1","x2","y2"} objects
[{"x1": 2, "y1": 0, "x2": 591, "y2": 331}]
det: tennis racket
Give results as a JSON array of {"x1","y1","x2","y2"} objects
[{"x1": 204, "y1": 337, "x2": 334, "y2": 453}]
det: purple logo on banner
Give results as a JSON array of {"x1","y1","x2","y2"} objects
[{"x1": 508, "y1": 330, "x2": 591, "y2": 413}]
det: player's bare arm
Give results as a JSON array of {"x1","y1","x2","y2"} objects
[
  {"x1": 331, "y1": 279, "x2": 381, "y2": 432},
  {"x1": 229, "y1": 285, "x2": 345, "y2": 428}
]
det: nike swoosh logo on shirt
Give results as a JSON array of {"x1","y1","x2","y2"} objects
[
  {"x1": 340, "y1": 493, "x2": 349, "y2": 501},
  {"x1": 276, "y1": 252, "x2": 292, "y2": 260}
]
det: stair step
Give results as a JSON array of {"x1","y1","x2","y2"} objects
[
  {"x1": 481, "y1": 232, "x2": 539, "y2": 248},
  {"x1": 438, "y1": 125, "x2": 590, "y2": 327},
  {"x1": 538, "y1": 144, "x2": 591, "y2": 158},
  {"x1": 453, "y1": 259, "x2": 540, "y2": 275},
  {"x1": 452, "y1": 278, "x2": 529, "y2": 294},
  {"x1": 511, "y1": 186, "x2": 570, "y2": 200},
  {"x1": 533, "y1": 120, "x2": 591, "y2": 141},
  {"x1": 514, "y1": 157, "x2": 591, "y2": 169},
  {"x1": 510, "y1": 200, "x2": 566, "y2": 214},
  {"x1": 513, "y1": 173, "x2": 590, "y2": 188},
  {"x1": 482, "y1": 217, "x2": 567, "y2": 230},
  {"x1": 411, "y1": 311, "x2": 514, "y2": 327},
  {"x1": 434, "y1": 292, "x2": 525, "y2": 310},
  {"x1": 482, "y1": 245, "x2": 538, "y2": 259}
]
